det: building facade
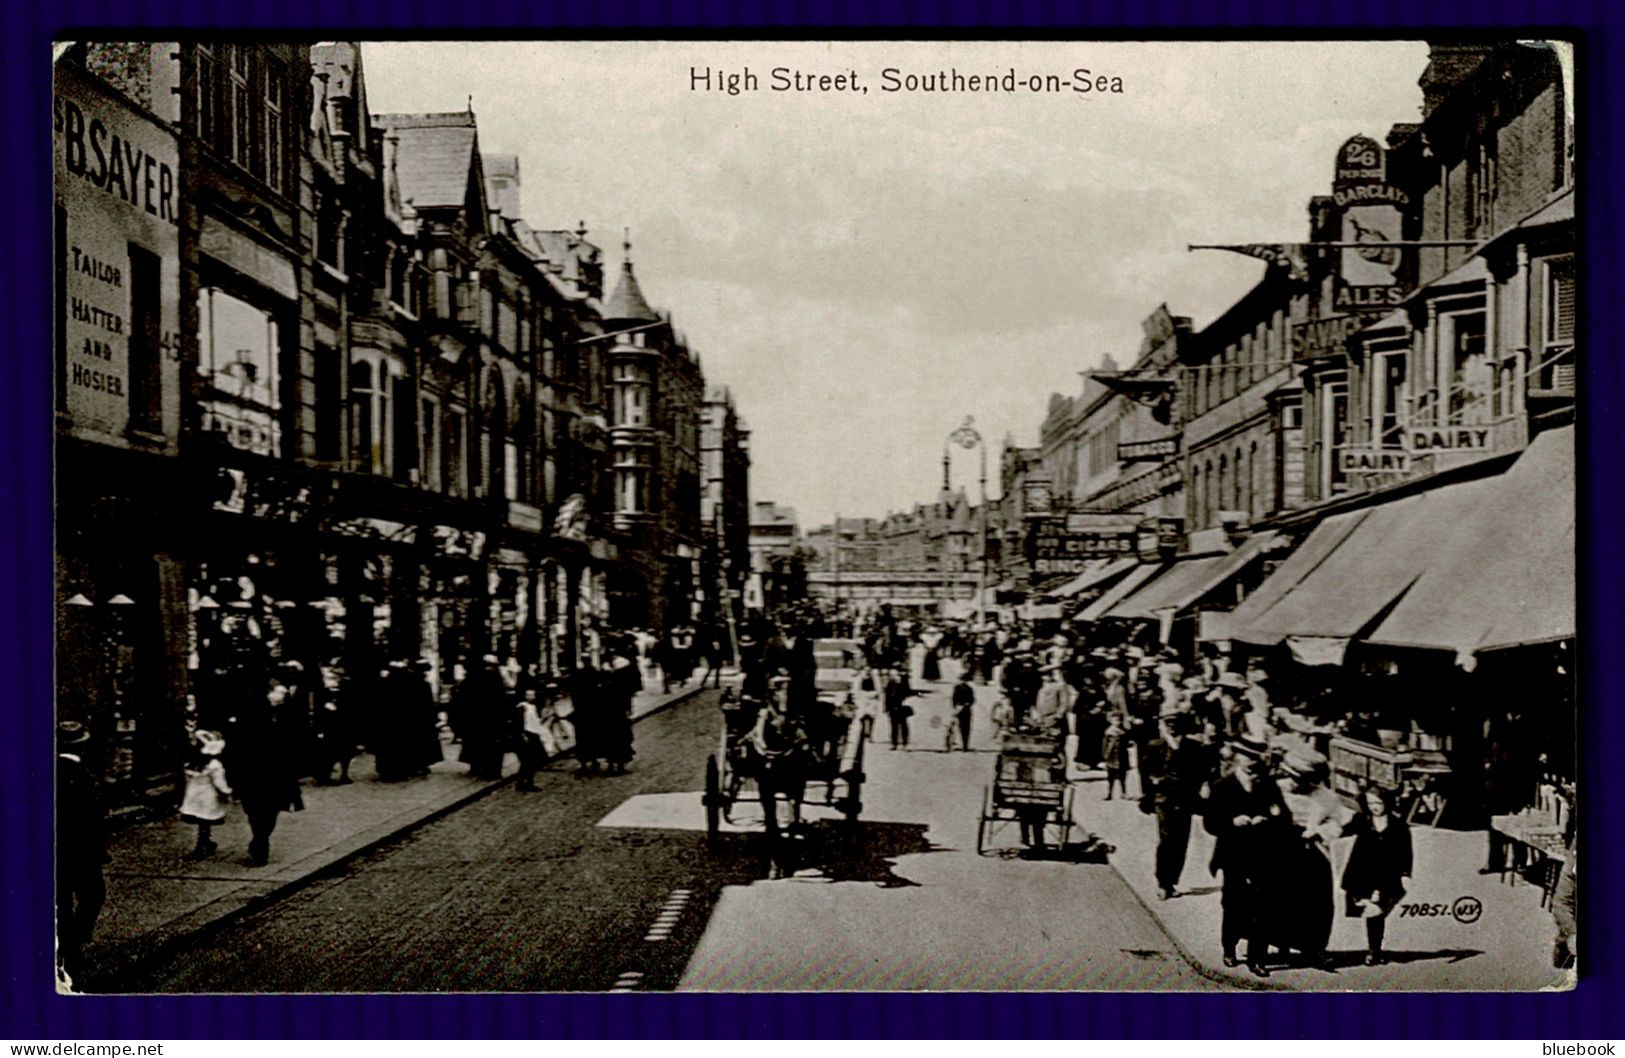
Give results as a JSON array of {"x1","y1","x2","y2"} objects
[
  {"x1": 54, "y1": 41, "x2": 750, "y2": 813},
  {"x1": 700, "y1": 385, "x2": 751, "y2": 648}
]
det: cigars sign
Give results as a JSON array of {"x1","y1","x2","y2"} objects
[
  {"x1": 54, "y1": 62, "x2": 181, "y2": 443},
  {"x1": 1026, "y1": 515, "x2": 1138, "y2": 578},
  {"x1": 1332, "y1": 135, "x2": 1411, "y2": 313}
]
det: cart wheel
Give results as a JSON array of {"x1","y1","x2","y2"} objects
[{"x1": 704, "y1": 755, "x2": 721, "y2": 842}]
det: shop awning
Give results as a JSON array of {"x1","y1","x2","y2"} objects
[
  {"x1": 1045, "y1": 557, "x2": 1138, "y2": 599},
  {"x1": 1232, "y1": 474, "x2": 1502, "y2": 647},
  {"x1": 1366, "y1": 426, "x2": 1574, "y2": 654},
  {"x1": 1202, "y1": 512, "x2": 1368, "y2": 643},
  {"x1": 1074, "y1": 563, "x2": 1165, "y2": 623},
  {"x1": 1103, "y1": 532, "x2": 1279, "y2": 621}
]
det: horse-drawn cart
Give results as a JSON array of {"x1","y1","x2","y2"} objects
[
  {"x1": 702, "y1": 639, "x2": 873, "y2": 844},
  {"x1": 976, "y1": 730, "x2": 1077, "y2": 854}
]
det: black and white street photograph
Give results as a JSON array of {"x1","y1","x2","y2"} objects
[{"x1": 52, "y1": 38, "x2": 1576, "y2": 995}]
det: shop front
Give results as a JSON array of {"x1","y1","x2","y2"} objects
[{"x1": 1201, "y1": 427, "x2": 1573, "y2": 830}]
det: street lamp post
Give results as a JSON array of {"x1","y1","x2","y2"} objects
[{"x1": 948, "y1": 416, "x2": 987, "y2": 630}]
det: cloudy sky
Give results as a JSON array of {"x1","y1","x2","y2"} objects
[{"x1": 364, "y1": 40, "x2": 1432, "y2": 529}]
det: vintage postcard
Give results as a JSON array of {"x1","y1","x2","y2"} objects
[{"x1": 53, "y1": 38, "x2": 1575, "y2": 994}]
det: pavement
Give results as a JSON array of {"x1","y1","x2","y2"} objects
[
  {"x1": 676, "y1": 663, "x2": 1217, "y2": 991},
  {"x1": 73, "y1": 669, "x2": 726, "y2": 992},
  {"x1": 1076, "y1": 758, "x2": 1573, "y2": 991}
]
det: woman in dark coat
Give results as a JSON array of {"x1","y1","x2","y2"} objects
[
  {"x1": 1341, "y1": 785, "x2": 1413, "y2": 965},
  {"x1": 599, "y1": 654, "x2": 638, "y2": 774},
  {"x1": 456, "y1": 656, "x2": 510, "y2": 780},
  {"x1": 228, "y1": 675, "x2": 304, "y2": 867},
  {"x1": 571, "y1": 663, "x2": 605, "y2": 772}
]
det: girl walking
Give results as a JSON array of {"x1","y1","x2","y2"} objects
[
  {"x1": 1341, "y1": 786, "x2": 1413, "y2": 966},
  {"x1": 179, "y1": 730, "x2": 231, "y2": 860}
]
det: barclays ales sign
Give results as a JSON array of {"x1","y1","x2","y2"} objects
[{"x1": 1332, "y1": 135, "x2": 1411, "y2": 313}]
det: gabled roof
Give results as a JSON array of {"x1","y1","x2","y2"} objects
[{"x1": 374, "y1": 112, "x2": 482, "y2": 212}]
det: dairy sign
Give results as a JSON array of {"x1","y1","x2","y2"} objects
[
  {"x1": 54, "y1": 62, "x2": 181, "y2": 443},
  {"x1": 1337, "y1": 447, "x2": 1412, "y2": 475},
  {"x1": 1409, "y1": 427, "x2": 1491, "y2": 454},
  {"x1": 1332, "y1": 135, "x2": 1411, "y2": 313}
]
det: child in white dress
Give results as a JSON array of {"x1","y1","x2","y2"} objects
[{"x1": 179, "y1": 730, "x2": 231, "y2": 860}]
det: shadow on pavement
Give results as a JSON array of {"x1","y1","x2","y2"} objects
[
  {"x1": 738, "y1": 819, "x2": 941, "y2": 888},
  {"x1": 980, "y1": 833, "x2": 1116, "y2": 864}
]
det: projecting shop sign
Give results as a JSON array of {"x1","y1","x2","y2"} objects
[
  {"x1": 1026, "y1": 516, "x2": 1137, "y2": 576},
  {"x1": 1332, "y1": 135, "x2": 1412, "y2": 313},
  {"x1": 1118, "y1": 436, "x2": 1180, "y2": 463}
]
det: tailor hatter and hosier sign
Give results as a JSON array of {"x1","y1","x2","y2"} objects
[
  {"x1": 54, "y1": 62, "x2": 181, "y2": 443},
  {"x1": 1331, "y1": 134, "x2": 1411, "y2": 313}
]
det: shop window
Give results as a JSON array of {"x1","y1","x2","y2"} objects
[
  {"x1": 313, "y1": 345, "x2": 342, "y2": 461},
  {"x1": 197, "y1": 286, "x2": 280, "y2": 456}
]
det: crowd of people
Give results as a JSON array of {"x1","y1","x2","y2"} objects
[
  {"x1": 821, "y1": 607, "x2": 1437, "y2": 977},
  {"x1": 53, "y1": 612, "x2": 744, "y2": 983}
]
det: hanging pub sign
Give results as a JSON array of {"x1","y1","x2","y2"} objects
[
  {"x1": 1021, "y1": 479, "x2": 1054, "y2": 515},
  {"x1": 1118, "y1": 435, "x2": 1180, "y2": 463},
  {"x1": 1337, "y1": 447, "x2": 1412, "y2": 474},
  {"x1": 1026, "y1": 516, "x2": 1137, "y2": 577},
  {"x1": 1332, "y1": 135, "x2": 1411, "y2": 313}
]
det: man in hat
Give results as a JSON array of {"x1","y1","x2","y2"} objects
[
  {"x1": 1030, "y1": 662, "x2": 1072, "y2": 737},
  {"x1": 1205, "y1": 752, "x2": 1290, "y2": 976},
  {"x1": 56, "y1": 721, "x2": 107, "y2": 983},
  {"x1": 1140, "y1": 712, "x2": 1205, "y2": 902}
]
